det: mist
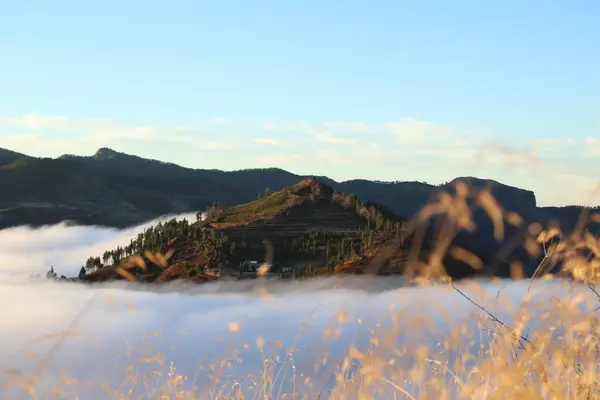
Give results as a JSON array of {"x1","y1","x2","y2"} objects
[
  {"x1": 0, "y1": 216, "x2": 595, "y2": 398},
  {"x1": 0, "y1": 212, "x2": 199, "y2": 280}
]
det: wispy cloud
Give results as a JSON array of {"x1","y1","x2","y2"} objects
[
  {"x1": 262, "y1": 121, "x2": 310, "y2": 132},
  {"x1": 7, "y1": 113, "x2": 70, "y2": 131},
  {"x1": 308, "y1": 131, "x2": 358, "y2": 146},
  {"x1": 202, "y1": 141, "x2": 243, "y2": 151},
  {"x1": 383, "y1": 119, "x2": 455, "y2": 146},
  {"x1": 263, "y1": 118, "x2": 479, "y2": 161},
  {"x1": 585, "y1": 137, "x2": 600, "y2": 156},
  {"x1": 3, "y1": 113, "x2": 193, "y2": 143},
  {"x1": 251, "y1": 152, "x2": 305, "y2": 165},
  {"x1": 532, "y1": 138, "x2": 580, "y2": 153},
  {"x1": 263, "y1": 121, "x2": 360, "y2": 147},
  {"x1": 0, "y1": 218, "x2": 560, "y2": 398},
  {"x1": 323, "y1": 121, "x2": 372, "y2": 134},
  {"x1": 316, "y1": 149, "x2": 354, "y2": 165},
  {"x1": 213, "y1": 117, "x2": 230, "y2": 125},
  {"x1": 252, "y1": 138, "x2": 280, "y2": 146},
  {"x1": 0, "y1": 114, "x2": 256, "y2": 157}
]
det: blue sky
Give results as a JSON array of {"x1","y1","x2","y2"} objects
[{"x1": 0, "y1": 1, "x2": 598, "y2": 206}]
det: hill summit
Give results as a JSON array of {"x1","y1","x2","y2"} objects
[
  {"x1": 201, "y1": 177, "x2": 354, "y2": 227},
  {"x1": 93, "y1": 147, "x2": 121, "y2": 160}
]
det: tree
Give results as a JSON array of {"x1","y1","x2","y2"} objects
[
  {"x1": 85, "y1": 257, "x2": 98, "y2": 272},
  {"x1": 78, "y1": 266, "x2": 86, "y2": 279},
  {"x1": 206, "y1": 202, "x2": 222, "y2": 220},
  {"x1": 46, "y1": 266, "x2": 58, "y2": 280},
  {"x1": 102, "y1": 251, "x2": 111, "y2": 266}
]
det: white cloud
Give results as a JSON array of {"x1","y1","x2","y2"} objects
[
  {"x1": 308, "y1": 130, "x2": 358, "y2": 145},
  {"x1": 0, "y1": 114, "x2": 257, "y2": 158},
  {"x1": 0, "y1": 221, "x2": 591, "y2": 398},
  {"x1": 263, "y1": 121, "x2": 361, "y2": 147},
  {"x1": 532, "y1": 138, "x2": 580, "y2": 153},
  {"x1": 213, "y1": 117, "x2": 230, "y2": 125},
  {"x1": 6, "y1": 113, "x2": 70, "y2": 131},
  {"x1": 262, "y1": 121, "x2": 310, "y2": 132},
  {"x1": 0, "y1": 134, "x2": 85, "y2": 155},
  {"x1": 265, "y1": 118, "x2": 475, "y2": 155},
  {"x1": 316, "y1": 149, "x2": 354, "y2": 164},
  {"x1": 252, "y1": 137, "x2": 280, "y2": 146},
  {"x1": 0, "y1": 130, "x2": 192, "y2": 160},
  {"x1": 585, "y1": 137, "x2": 600, "y2": 156},
  {"x1": 251, "y1": 152, "x2": 305, "y2": 165},
  {"x1": 383, "y1": 119, "x2": 455, "y2": 146},
  {"x1": 0, "y1": 213, "x2": 198, "y2": 277},
  {"x1": 0, "y1": 278, "x2": 554, "y2": 398},
  {"x1": 202, "y1": 141, "x2": 243, "y2": 151},
  {"x1": 263, "y1": 122, "x2": 278, "y2": 131},
  {"x1": 323, "y1": 121, "x2": 372, "y2": 134},
  {"x1": 2, "y1": 113, "x2": 194, "y2": 144}
]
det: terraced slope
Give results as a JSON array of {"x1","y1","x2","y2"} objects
[
  {"x1": 81, "y1": 178, "x2": 424, "y2": 283},
  {"x1": 197, "y1": 178, "x2": 390, "y2": 262}
]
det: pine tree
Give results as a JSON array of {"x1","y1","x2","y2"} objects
[{"x1": 46, "y1": 266, "x2": 57, "y2": 280}]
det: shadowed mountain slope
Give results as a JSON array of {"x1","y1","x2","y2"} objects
[{"x1": 2, "y1": 147, "x2": 597, "y2": 277}]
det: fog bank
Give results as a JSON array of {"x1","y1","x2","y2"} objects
[
  {"x1": 0, "y1": 278, "x2": 593, "y2": 398},
  {"x1": 0, "y1": 213, "x2": 198, "y2": 280},
  {"x1": 0, "y1": 217, "x2": 596, "y2": 398}
]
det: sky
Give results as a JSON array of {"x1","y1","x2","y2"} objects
[{"x1": 0, "y1": 1, "x2": 599, "y2": 206}]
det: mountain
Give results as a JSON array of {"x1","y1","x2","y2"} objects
[
  {"x1": 81, "y1": 178, "x2": 489, "y2": 283},
  {"x1": 0, "y1": 147, "x2": 257, "y2": 228},
  {"x1": 2, "y1": 147, "x2": 598, "y2": 276},
  {"x1": 0, "y1": 148, "x2": 32, "y2": 167},
  {"x1": 0, "y1": 147, "x2": 346, "y2": 229}
]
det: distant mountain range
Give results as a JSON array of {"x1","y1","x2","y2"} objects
[
  {"x1": 1, "y1": 146, "x2": 595, "y2": 231},
  {"x1": 2, "y1": 146, "x2": 597, "y2": 277}
]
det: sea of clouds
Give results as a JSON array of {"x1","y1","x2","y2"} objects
[{"x1": 0, "y1": 214, "x2": 595, "y2": 398}]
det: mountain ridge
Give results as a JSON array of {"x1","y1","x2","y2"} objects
[
  {"x1": 3, "y1": 146, "x2": 597, "y2": 278},
  {"x1": 0, "y1": 147, "x2": 596, "y2": 232}
]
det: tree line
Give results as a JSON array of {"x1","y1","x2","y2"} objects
[{"x1": 82, "y1": 218, "x2": 231, "y2": 274}]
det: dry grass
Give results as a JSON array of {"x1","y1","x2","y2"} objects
[{"x1": 2, "y1": 181, "x2": 600, "y2": 399}]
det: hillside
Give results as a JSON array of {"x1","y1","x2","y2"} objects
[
  {"x1": 2, "y1": 147, "x2": 598, "y2": 276},
  {"x1": 197, "y1": 178, "x2": 400, "y2": 263},
  {"x1": 0, "y1": 148, "x2": 32, "y2": 167},
  {"x1": 0, "y1": 148, "x2": 252, "y2": 228},
  {"x1": 82, "y1": 178, "x2": 492, "y2": 283},
  {"x1": 1, "y1": 147, "x2": 595, "y2": 229}
]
